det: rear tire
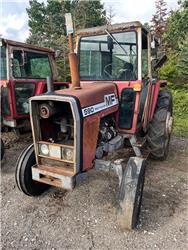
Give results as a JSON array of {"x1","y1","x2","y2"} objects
[
  {"x1": 15, "y1": 144, "x2": 49, "y2": 196},
  {"x1": 117, "y1": 157, "x2": 146, "y2": 230},
  {"x1": 146, "y1": 90, "x2": 173, "y2": 160}
]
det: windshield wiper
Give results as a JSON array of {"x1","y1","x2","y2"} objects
[{"x1": 105, "y1": 29, "x2": 128, "y2": 56}]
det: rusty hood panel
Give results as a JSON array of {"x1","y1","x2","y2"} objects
[{"x1": 54, "y1": 82, "x2": 118, "y2": 108}]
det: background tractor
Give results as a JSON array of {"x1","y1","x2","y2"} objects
[
  {"x1": 15, "y1": 15, "x2": 173, "y2": 230},
  {"x1": 0, "y1": 38, "x2": 68, "y2": 133}
]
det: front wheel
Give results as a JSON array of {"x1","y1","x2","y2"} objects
[
  {"x1": 15, "y1": 144, "x2": 49, "y2": 196},
  {"x1": 117, "y1": 157, "x2": 146, "y2": 230}
]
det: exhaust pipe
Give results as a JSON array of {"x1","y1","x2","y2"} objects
[
  {"x1": 69, "y1": 52, "x2": 81, "y2": 89},
  {"x1": 65, "y1": 13, "x2": 81, "y2": 89},
  {"x1": 46, "y1": 76, "x2": 54, "y2": 92}
]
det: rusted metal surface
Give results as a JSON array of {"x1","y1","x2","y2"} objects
[
  {"x1": 68, "y1": 34, "x2": 74, "y2": 53},
  {"x1": 82, "y1": 114, "x2": 100, "y2": 171},
  {"x1": 55, "y1": 82, "x2": 118, "y2": 108},
  {"x1": 68, "y1": 52, "x2": 81, "y2": 89},
  {"x1": 40, "y1": 158, "x2": 74, "y2": 170},
  {"x1": 2, "y1": 38, "x2": 54, "y2": 53},
  {"x1": 33, "y1": 164, "x2": 74, "y2": 177},
  {"x1": 67, "y1": 32, "x2": 81, "y2": 89},
  {"x1": 32, "y1": 165, "x2": 75, "y2": 189},
  {"x1": 77, "y1": 21, "x2": 142, "y2": 36}
]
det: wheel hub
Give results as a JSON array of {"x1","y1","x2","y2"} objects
[{"x1": 166, "y1": 111, "x2": 173, "y2": 136}]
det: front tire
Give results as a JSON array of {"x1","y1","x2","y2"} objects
[
  {"x1": 15, "y1": 144, "x2": 49, "y2": 196},
  {"x1": 117, "y1": 157, "x2": 146, "y2": 230},
  {"x1": 147, "y1": 90, "x2": 173, "y2": 160}
]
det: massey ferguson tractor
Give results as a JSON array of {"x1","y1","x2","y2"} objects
[
  {"x1": 15, "y1": 15, "x2": 173, "y2": 230},
  {"x1": 0, "y1": 38, "x2": 68, "y2": 132}
]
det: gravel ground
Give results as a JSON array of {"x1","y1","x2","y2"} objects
[{"x1": 1, "y1": 134, "x2": 188, "y2": 250}]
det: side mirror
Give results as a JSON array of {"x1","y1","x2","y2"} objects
[
  {"x1": 152, "y1": 54, "x2": 167, "y2": 71},
  {"x1": 151, "y1": 58, "x2": 158, "y2": 69}
]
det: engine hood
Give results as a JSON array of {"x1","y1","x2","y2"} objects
[{"x1": 54, "y1": 82, "x2": 118, "y2": 108}]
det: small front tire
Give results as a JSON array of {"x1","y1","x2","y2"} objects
[
  {"x1": 117, "y1": 157, "x2": 146, "y2": 230},
  {"x1": 15, "y1": 144, "x2": 49, "y2": 196}
]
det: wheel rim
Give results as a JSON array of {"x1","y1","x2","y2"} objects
[{"x1": 165, "y1": 111, "x2": 173, "y2": 136}]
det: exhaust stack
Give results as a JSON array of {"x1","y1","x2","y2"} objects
[
  {"x1": 46, "y1": 76, "x2": 54, "y2": 92},
  {"x1": 65, "y1": 13, "x2": 81, "y2": 89}
]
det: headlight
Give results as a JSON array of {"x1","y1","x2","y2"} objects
[
  {"x1": 39, "y1": 143, "x2": 74, "y2": 162},
  {"x1": 63, "y1": 148, "x2": 74, "y2": 161},
  {"x1": 39, "y1": 144, "x2": 49, "y2": 155}
]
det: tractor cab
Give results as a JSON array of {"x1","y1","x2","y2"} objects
[
  {"x1": 77, "y1": 22, "x2": 160, "y2": 133},
  {"x1": 0, "y1": 38, "x2": 68, "y2": 130}
]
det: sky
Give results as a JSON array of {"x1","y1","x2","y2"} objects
[{"x1": 0, "y1": 0, "x2": 179, "y2": 42}]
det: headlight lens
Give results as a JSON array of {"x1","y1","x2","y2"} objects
[
  {"x1": 63, "y1": 148, "x2": 74, "y2": 161},
  {"x1": 40, "y1": 144, "x2": 49, "y2": 155}
]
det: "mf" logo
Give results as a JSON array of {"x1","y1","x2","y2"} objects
[{"x1": 104, "y1": 94, "x2": 116, "y2": 107}]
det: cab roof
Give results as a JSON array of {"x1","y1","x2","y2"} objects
[
  {"x1": 1, "y1": 38, "x2": 54, "y2": 54},
  {"x1": 77, "y1": 21, "x2": 148, "y2": 36}
]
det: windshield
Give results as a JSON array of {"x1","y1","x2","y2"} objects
[
  {"x1": 79, "y1": 31, "x2": 137, "y2": 81},
  {"x1": 0, "y1": 44, "x2": 7, "y2": 80},
  {"x1": 12, "y1": 50, "x2": 52, "y2": 79}
]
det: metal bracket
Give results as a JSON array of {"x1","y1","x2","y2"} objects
[
  {"x1": 94, "y1": 159, "x2": 125, "y2": 186},
  {"x1": 129, "y1": 135, "x2": 142, "y2": 157}
]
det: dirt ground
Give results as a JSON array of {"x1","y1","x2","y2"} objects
[{"x1": 1, "y1": 134, "x2": 188, "y2": 250}]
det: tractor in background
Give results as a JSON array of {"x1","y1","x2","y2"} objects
[
  {"x1": 0, "y1": 38, "x2": 68, "y2": 161},
  {"x1": 15, "y1": 15, "x2": 173, "y2": 230},
  {"x1": 0, "y1": 38, "x2": 68, "y2": 132}
]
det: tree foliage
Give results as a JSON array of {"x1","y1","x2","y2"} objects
[
  {"x1": 26, "y1": 0, "x2": 106, "y2": 80},
  {"x1": 160, "y1": 0, "x2": 188, "y2": 85},
  {"x1": 151, "y1": 0, "x2": 168, "y2": 46},
  {"x1": 164, "y1": 0, "x2": 188, "y2": 51}
]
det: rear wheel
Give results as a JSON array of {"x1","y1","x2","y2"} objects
[
  {"x1": 117, "y1": 157, "x2": 146, "y2": 230},
  {"x1": 15, "y1": 144, "x2": 49, "y2": 196},
  {"x1": 147, "y1": 90, "x2": 173, "y2": 160}
]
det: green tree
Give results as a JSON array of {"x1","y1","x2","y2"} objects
[
  {"x1": 164, "y1": 0, "x2": 188, "y2": 51},
  {"x1": 177, "y1": 33, "x2": 188, "y2": 84},
  {"x1": 160, "y1": 1, "x2": 188, "y2": 85},
  {"x1": 26, "y1": 0, "x2": 106, "y2": 80},
  {"x1": 151, "y1": 0, "x2": 168, "y2": 48}
]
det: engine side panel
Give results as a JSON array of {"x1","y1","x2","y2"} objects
[{"x1": 82, "y1": 115, "x2": 100, "y2": 171}]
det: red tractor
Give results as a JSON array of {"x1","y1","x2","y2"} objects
[
  {"x1": 0, "y1": 38, "x2": 68, "y2": 132},
  {"x1": 15, "y1": 17, "x2": 173, "y2": 230}
]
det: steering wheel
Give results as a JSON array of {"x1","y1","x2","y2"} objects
[
  {"x1": 118, "y1": 68, "x2": 135, "y2": 80},
  {"x1": 103, "y1": 64, "x2": 113, "y2": 79}
]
